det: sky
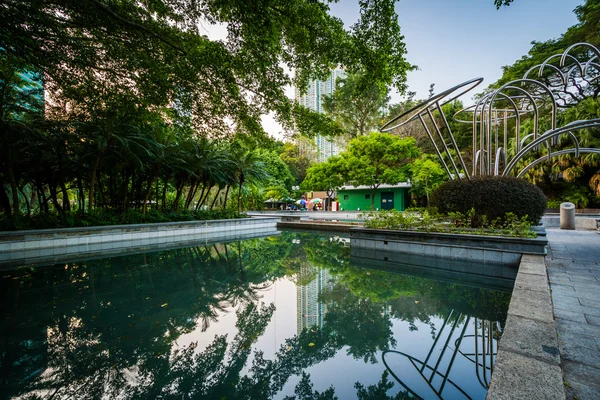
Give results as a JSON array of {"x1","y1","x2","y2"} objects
[{"x1": 244, "y1": 0, "x2": 583, "y2": 138}]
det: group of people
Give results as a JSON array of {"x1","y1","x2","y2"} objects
[{"x1": 279, "y1": 197, "x2": 323, "y2": 211}]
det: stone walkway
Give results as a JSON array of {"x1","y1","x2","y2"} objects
[{"x1": 546, "y1": 228, "x2": 600, "y2": 399}]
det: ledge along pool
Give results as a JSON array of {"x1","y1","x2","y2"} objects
[{"x1": 0, "y1": 230, "x2": 511, "y2": 399}]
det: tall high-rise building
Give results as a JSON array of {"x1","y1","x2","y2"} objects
[
  {"x1": 296, "y1": 265, "x2": 334, "y2": 334},
  {"x1": 295, "y1": 69, "x2": 346, "y2": 162}
]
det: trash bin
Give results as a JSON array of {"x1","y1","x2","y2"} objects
[{"x1": 560, "y1": 202, "x2": 576, "y2": 230}]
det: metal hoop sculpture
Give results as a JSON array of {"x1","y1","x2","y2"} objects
[
  {"x1": 381, "y1": 312, "x2": 501, "y2": 399},
  {"x1": 381, "y1": 43, "x2": 600, "y2": 180}
]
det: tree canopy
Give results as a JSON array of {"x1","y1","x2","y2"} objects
[
  {"x1": 323, "y1": 72, "x2": 391, "y2": 139},
  {"x1": 2, "y1": 0, "x2": 413, "y2": 138}
]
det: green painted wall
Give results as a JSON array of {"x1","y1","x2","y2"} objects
[{"x1": 338, "y1": 188, "x2": 407, "y2": 211}]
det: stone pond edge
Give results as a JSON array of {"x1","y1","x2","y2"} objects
[
  {"x1": 486, "y1": 254, "x2": 565, "y2": 399},
  {"x1": 0, "y1": 216, "x2": 282, "y2": 266}
]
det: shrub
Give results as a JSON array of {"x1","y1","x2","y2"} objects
[{"x1": 430, "y1": 176, "x2": 546, "y2": 226}]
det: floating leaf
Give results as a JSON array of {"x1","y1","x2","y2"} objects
[
  {"x1": 161, "y1": 303, "x2": 168, "y2": 307},
  {"x1": 308, "y1": 342, "x2": 315, "y2": 347}
]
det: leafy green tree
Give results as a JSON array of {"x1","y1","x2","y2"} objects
[
  {"x1": 323, "y1": 73, "x2": 390, "y2": 139},
  {"x1": 3, "y1": 0, "x2": 413, "y2": 139},
  {"x1": 280, "y1": 142, "x2": 314, "y2": 185},
  {"x1": 484, "y1": 0, "x2": 600, "y2": 206},
  {"x1": 339, "y1": 132, "x2": 420, "y2": 210},
  {"x1": 234, "y1": 151, "x2": 270, "y2": 212},
  {"x1": 409, "y1": 155, "x2": 447, "y2": 203},
  {"x1": 256, "y1": 149, "x2": 295, "y2": 191},
  {"x1": 302, "y1": 156, "x2": 346, "y2": 210}
]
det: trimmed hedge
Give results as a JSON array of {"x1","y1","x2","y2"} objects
[{"x1": 430, "y1": 176, "x2": 547, "y2": 225}]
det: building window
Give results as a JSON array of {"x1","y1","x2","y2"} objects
[
  {"x1": 343, "y1": 195, "x2": 349, "y2": 200},
  {"x1": 365, "y1": 194, "x2": 370, "y2": 200}
]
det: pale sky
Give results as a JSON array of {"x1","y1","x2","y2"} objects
[{"x1": 213, "y1": 0, "x2": 583, "y2": 139}]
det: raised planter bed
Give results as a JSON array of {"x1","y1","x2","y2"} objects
[{"x1": 350, "y1": 227, "x2": 548, "y2": 268}]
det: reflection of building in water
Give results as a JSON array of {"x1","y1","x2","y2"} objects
[{"x1": 296, "y1": 266, "x2": 334, "y2": 334}]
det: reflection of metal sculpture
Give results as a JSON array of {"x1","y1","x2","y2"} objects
[
  {"x1": 382, "y1": 311, "x2": 501, "y2": 399},
  {"x1": 381, "y1": 43, "x2": 600, "y2": 180}
]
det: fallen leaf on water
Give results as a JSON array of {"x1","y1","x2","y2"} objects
[
  {"x1": 415, "y1": 301, "x2": 419, "y2": 304},
  {"x1": 308, "y1": 342, "x2": 315, "y2": 347},
  {"x1": 161, "y1": 303, "x2": 168, "y2": 307}
]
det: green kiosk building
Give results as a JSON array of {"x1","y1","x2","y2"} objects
[{"x1": 337, "y1": 182, "x2": 411, "y2": 211}]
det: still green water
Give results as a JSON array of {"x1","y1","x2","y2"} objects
[{"x1": 0, "y1": 231, "x2": 511, "y2": 399}]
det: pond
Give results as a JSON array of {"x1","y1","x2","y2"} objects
[{"x1": 0, "y1": 231, "x2": 511, "y2": 399}]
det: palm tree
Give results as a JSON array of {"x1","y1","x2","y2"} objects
[{"x1": 234, "y1": 151, "x2": 269, "y2": 212}]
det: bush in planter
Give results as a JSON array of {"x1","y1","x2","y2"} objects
[{"x1": 430, "y1": 176, "x2": 547, "y2": 226}]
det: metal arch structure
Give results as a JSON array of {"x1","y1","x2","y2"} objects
[
  {"x1": 381, "y1": 43, "x2": 600, "y2": 180},
  {"x1": 381, "y1": 311, "x2": 501, "y2": 399}
]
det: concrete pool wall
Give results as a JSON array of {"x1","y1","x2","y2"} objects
[{"x1": 0, "y1": 216, "x2": 281, "y2": 268}]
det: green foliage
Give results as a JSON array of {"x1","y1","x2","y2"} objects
[
  {"x1": 280, "y1": 142, "x2": 313, "y2": 185},
  {"x1": 409, "y1": 155, "x2": 448, "y2": 202},
  {"x1": 302, "y1": 156, "x2": 346, "y2": 209},
  {"x1": 430, "y1": 176, "x2": 547, "y2": 226},
  {"x1": 362, "y1": 208, "x2": 537, "y2": 238},
  {"x1": 355, "y1": 371, "x2": 411, "y2": 400},
  {"x1": 340, "y1": 132, "x2": 420, "y2": 210},
  {"x1": 0, "y1": 209, "x2": 247, "y2": 231},
  {"x1": 255, "y1": 149, "x2": 295, "y2": 190},
  {"x1": 1, "y1": 0, "x2": 415, "y2": 219},
  {"x1": 564, "y1": 185, "x2": 593, "y2": 208},
  {"x1": 323, "y1": 72, "x2": 390, "y2": 139}
]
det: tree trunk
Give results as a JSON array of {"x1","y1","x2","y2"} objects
[
  {"x1": 198, "y1": 184, "x2": 213, "y2": 209},
  {"x1": 88, "y1": 152, "x2": 101, "y2": 213},
  {"x1": 0, "y1": 178, "x2": 12, "y2": 216},
  {"x1": 371, "y1": 185, "x2": 378, "y2": 211},
  {"x1": 223, "y1": 185, "x2": 230, "y2": 209},
  {"x1": 142, "y1": 168, "x2": 157, "y2": 214},
  {"x1": 6, "y1": 160, "x2": 19, "y2": 215},
  {"x1": 59, "y1": 180, "x2": 70, "y2": 212},
  {"x1": 76, "y1": 175, "x2": 85, "y2": 215},
  {"x1": 49, "y1": 183, "x2": 64, "y2": 215},
  {"x1": 237, "y1": 179, "x2": 244, "y2": 213},
  {"x1": 18, "y1": 186, "x2": 30, "y2": 216},
  {"x1": 211, "y1": 187, "x2": 222, "y2": 210},
  {"x1": 173, "y1": 181, "x2": 184, "y2": 211},
  {"x1": 161, "y1": 177, "x2": 168, "y2": 211},
  {"x1": 194, "y1": 185, "x2": 207, "y2": 211},
  {"x1": 122, "y1": 172, "x2": 130, "y2": 212},
  {"x1": 185, "y1": 180, "x2": 199, "y2": 209}
]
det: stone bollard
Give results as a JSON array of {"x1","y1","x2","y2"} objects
[{"x1": 560, "y1": 202, "x2": 576, "y2": 230}]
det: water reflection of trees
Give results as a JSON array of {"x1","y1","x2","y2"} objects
[{"x1": 0, "y1": 232, "x2": 509, "y2": 399}]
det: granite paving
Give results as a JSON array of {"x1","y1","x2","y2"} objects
[{"x1": 546, "y1": 228, "x2": 600, "y2": 400}]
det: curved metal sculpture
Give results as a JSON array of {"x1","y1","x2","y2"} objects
[
  {"x1": 382, "y1": 43, "x2": 600, "y2": 179},
  {"x1": 382, "y1": 311, "x2": 501, "y2": 399}
]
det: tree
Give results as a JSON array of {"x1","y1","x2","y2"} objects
[
  {"x1": 323, "y1": 73, "x2": 390, "y2": 139},
  {"x1": 485, "y1": 0, "x2": 600, "y2": 206},
  {"x1": 2, "y1": 0, "x2": 413, "y2": 140},
  {"x1": 409, "y1": 155, "x2": 447, "y2": 203},
  {"x1": 302, "y1": 156, "x2": 346, "y2": 210},
  {"x1": 234, "y1": 151, "x2": 270, "y2": 212},
  {"x1": 280, "y1": 142, "x2": 314, "y2": 185},
  {"x1": 255, "y1": 149, "x2": 295, "y2": 191},
  {"x1": 339, "y1": 132, "x2": 420, "y2": 210}
]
